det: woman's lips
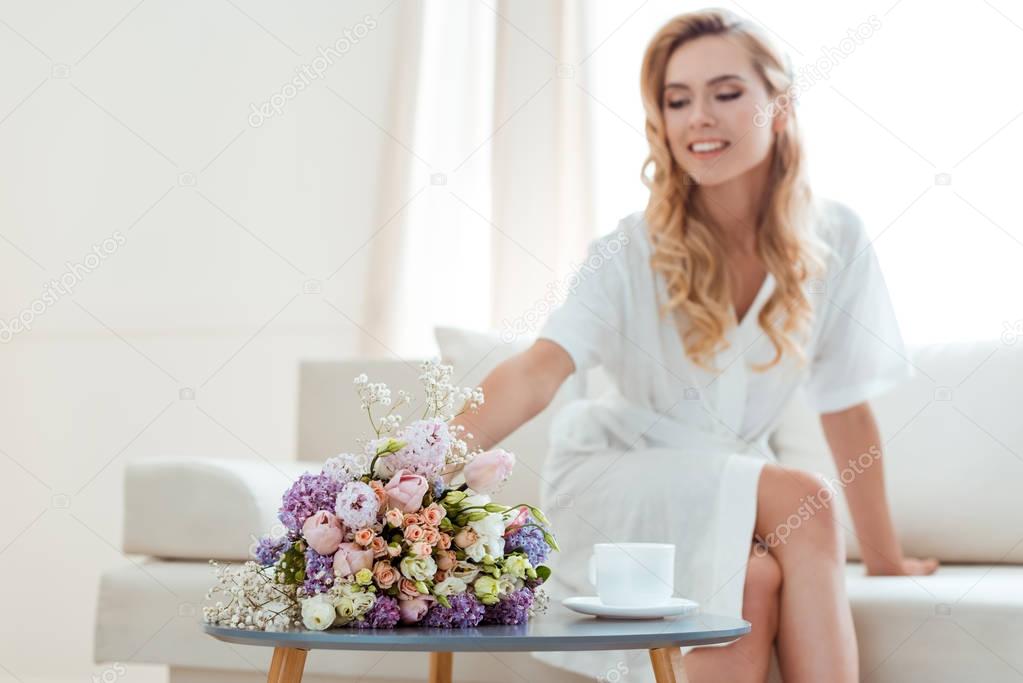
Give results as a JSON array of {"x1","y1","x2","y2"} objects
[{"x1": 686, "y1": 140, "x2": 730, "y2": 160}]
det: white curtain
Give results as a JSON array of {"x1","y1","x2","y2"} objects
[{"x1": 360, "y1": 0, "x2": 597, "y2": 358}]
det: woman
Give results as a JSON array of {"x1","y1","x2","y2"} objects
[{"x1": 449, "y1": 9, "x2": 938, "y2": 683}]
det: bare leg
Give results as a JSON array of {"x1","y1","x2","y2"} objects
[
  {"x1": 755, "y1": 463, "x2": 858, "y2": 682},
  {"x1": 683, "y1": 544, "x2": 782, "y2": 682}
]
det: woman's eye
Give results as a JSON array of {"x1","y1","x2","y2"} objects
[
  {"x1": 716, "y1": 91, "x2": 742, "y2": 101},
  {"x1": 667, "y1": 100, "x2": 688, "y2": 109}
]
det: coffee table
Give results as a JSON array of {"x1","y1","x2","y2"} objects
[{"x1": 202, "y1": 603, "x2": 749, "y2": 683}]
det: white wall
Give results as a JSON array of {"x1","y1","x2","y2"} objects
[{"x1": 0, "y1": 1, "x2": 413, "y2": 680}]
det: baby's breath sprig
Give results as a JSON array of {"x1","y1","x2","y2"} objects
[{"x1": 202, "y1": 560, "x2": 301, "y2": 631}]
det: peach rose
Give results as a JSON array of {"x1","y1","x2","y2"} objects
[
  {"x1": 333, "y1": 542, "x2": 375, "y2": 578},
  {"x1": 369, "y1": 480, "x2": 388, "y2": 506},
  {"x1": 354, "y1": 527, "x2": 375, "y2": 546},
  {"x1": 404, "y1": 524, "x2": 424, "y2": 543},
  {"x1": 423, "y1": 503, "x2": 446, "y2": 526},
  {"x1": 399, "y1": 578, "x2": 421, "y2": 598},
  {"x1": 384, "y1": 508, "x2": 404, "y2": 528},
  {"x1": 371, "y1": 536, "x2": 388, "y2": 558},
  {"x1": 398, "y1": 595, "x2": 434, "y2": 624},
  {"x1": 403, "y1": 512, "x2": 425, "y2": 527},
  {"x1": 437, "y1": 532, "x2": 452, "y2": 550},
  {"x1": 372, "y1": 560, "x2": 399, "y2": 589},
  {"x1": 383, "y1": 470, "x2": 429, "y2": 513},
  {"x1": 301, "y1": 510, "x2": 345, "y2": 555},
  {"x1": 410, "y1": 541, "x2": 432, "y2": 557},
  {"x1": 387, "y1": 542, "x2": 402, "y2": 558},
  {"x1": 453, "y1": 527, "x2": 478, "y2": 549},
  {"x1": 433, "y1": 569, "x2": 447, "y2": 583},
  {"x1": 423, "y1": 528, "x2": 440, "y2": 546},
  {"x1": 436, "y1": 549, "x2": 456, "y2": 571}
]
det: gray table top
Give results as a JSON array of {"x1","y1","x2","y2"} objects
[{"x1": 203, "y1": 604, "x2": 750, "y2": 653}]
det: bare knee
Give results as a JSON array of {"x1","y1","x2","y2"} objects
[
  {"x1": 756, "y1": 464, "x2": 844, "y2": 563},
  {"x1": 744, "y1": 548, "x2": 782, "y2": 613}
]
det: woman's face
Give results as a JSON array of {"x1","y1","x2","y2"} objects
[{"x1": 661, "y1": 35, "x2": 780, "y2": 187}]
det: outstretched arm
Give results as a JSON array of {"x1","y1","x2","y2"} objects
[
  {"x1": 443, "y1": 339, "x2": 574, "y2": 483},
  {"x1": 819, "y1": 401, "x2": 939, "y2": 576}
]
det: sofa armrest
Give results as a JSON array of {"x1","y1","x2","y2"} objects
[{"x1": 123, "y1": 457, "x2": 313, "y2": 561}]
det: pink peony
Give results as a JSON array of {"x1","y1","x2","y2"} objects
[
  {"x1": 301, "y1": 510, "x2": 345, "y2": 555},
  {"x1": 463, "y1": 448, "x2": 515, "y2": 495},
  {"x1": 333, "y1": 541, "x2": 375, "y2": 578},
  {"x1": 383, "y1": 470, "x2": 429, "y2": 513},
  {"x1": 398, "y1": 595, "x2": 435, "y2": 624}
]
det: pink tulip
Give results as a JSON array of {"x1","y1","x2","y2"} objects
[
  {"x1": 398, "y1": 595, "x2": 435, "y2": 624},
  {"x1": 383, "y1": 470, "x2": 429, "y2": 513},
  {"x1": 463, "y1": 448, "x2": 515, "y2": 494},
  {"x1": 301, "y1": 510, "x2": 345, "y2": 555},
  {"x1": 333, "y1": 541, "x2": 375, "y2": 577}
]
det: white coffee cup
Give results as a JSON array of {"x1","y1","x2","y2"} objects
[{"x1": 587, "y1": 542, "x2": 675, "y2": 607}]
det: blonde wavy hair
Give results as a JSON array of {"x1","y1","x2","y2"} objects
[{"x1": 639, "y1": 8, "x2": 831, "y2": 374}]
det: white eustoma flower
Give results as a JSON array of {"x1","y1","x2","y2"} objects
[
  {"x1": 502, "y1": 554, "x2": 531, "y2": 579},
  {"x1": 461, "y1": 493, "x2": 492, "y2": 508},
  {"x1": 467, "y1": 512, "x2": 506, "y2": 561},
  {"x1": 433, "y1": 576, "x2": 468, "y2": 596},
  {"x1": 301, "y1": 594, "x2": 336, "y2": 630}
]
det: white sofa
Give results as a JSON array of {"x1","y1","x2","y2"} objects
[{"x1": 94, "y1": 332, "x2": 1023, "y2": 682}]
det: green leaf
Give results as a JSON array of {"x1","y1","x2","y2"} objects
[
  {"x1": 436, "y1": 594, "x2": 452, "y2": 609},
  {"x1": 535, "y1": 565, "x2": 551, "y2": 582}
]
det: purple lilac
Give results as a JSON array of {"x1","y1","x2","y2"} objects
[
  {"x1": 431, "y1": 476, "x2": 446, "y2": 501},
  {"x1": 302, "y1": 548, "x2": 335, "y2": 595},
  {"x1": 481, "y1": 587, "x2": 534, "y2": 625},
  {"x1": 504, "y1": 513, "x2": 549, "y2": 567},
  {"x1": 253, "y1": 535, "x2": 291, "y2": 567},
  {"x1": 421, "y1": 592, "x2": 486, "y2": 628},
  {"x1": 279, "y1": 472, "x2": 345, "y2": 534},
  {"x1": 353, "y1": 595, "x2": 401, "y2": 628}
]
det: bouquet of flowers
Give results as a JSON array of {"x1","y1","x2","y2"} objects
[{"x1": 202, "y1": 360, "x2": 558, "y2": 631}]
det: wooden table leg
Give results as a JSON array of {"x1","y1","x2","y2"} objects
[
  {"x1": 267, "y1": 647, "x2": 307, "y2": 683},
  {"x1": 429, "y1": 651, "x2": 453, "y2": 683},
  {"x1": 649, "y1": 647, "x2": 689, "y2": 683}
]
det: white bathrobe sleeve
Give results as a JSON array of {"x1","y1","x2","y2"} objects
[
  {"x1": 804, "y1": 208, "x2": 915, "y2": 414},
  {"x1": 537, "y1": 233, "x2": 627, "y2": 374}
]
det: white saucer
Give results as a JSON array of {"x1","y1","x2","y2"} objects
[{"x1": 562, "y1": 596, "x2": 699, "y2": 619}]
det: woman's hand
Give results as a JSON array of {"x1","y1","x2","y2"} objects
[{"x1": 867, "y1": 556, "x2": 940, "y2": 576}]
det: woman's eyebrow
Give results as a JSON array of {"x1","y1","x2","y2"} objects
[{"x1": 664, "y1": 74, "x2": 746, "y2": 90}]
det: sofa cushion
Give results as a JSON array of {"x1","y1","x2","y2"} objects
[
  {"x1": 123, "y1": 457, "x2": 312, "y2": 561},
  {"x1": 769, "y1": 338, "x2": 1023, "y2": 564}
]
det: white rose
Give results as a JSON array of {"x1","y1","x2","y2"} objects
[
  {"x1": 301, "y1": 595, "x2": 336, "y2": 631},
  {"x1": 434, "y1": 576, "x2": 468, "y2": 596}
]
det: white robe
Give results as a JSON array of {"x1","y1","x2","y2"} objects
[{"x1": 530, "y1": 199, "x2": 913, "y2": 681}]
